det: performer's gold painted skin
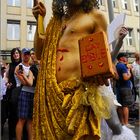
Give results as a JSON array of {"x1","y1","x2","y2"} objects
[{"x1": 56, "y1": 9, "x2": 107, "y2": 83}]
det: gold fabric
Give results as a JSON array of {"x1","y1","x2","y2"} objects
[{"x1": 32, "y1": 17, "x2": 111, "y2": 140}]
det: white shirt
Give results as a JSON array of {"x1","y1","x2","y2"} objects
[
  {"x1": 0, "y1": 75, "x2": 7, "y2": 100},
  {"x1": 132, "y1": 61, "x2": 140, "y2": 88},
  {"x1": 14, "y1": 63, "x2": 30, "y2": 87}
]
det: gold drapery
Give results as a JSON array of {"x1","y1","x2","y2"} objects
[{"x1": 32, "y1": 17, "x2": 110, "y2": 140}]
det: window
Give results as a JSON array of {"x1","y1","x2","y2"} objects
[
  {"x1": 126, "y1": 28, "x2": 133, "y2": 46},
  {"x1": 27, "y1": 22, "x2": 36, "y2": 41},
  {"x1": 27, "y1": 0, "x2": 33, "y2": 8},
  {"x1": 133, "y1": 0, "x2": 139, "y2": 12},
  {"x1": 112, "y1": 0, "x2": 116, "y2": 8},
  {"x1": 7, "y1": 20, "x2": 20, "y2": 40},
  {"x1": 99, "y1": 0, "x2": 104, "y2": 6},
  {"x1": 7, "y1": 0, "x2": 20, "y2": 6},
  {"x1": 122, "y1": 0, "x2": 128, "y2": 10}
]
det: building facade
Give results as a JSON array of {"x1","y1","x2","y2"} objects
[
  {"x1": 0, "y1": 0, "x2": 139, "y2": 63},
  {"x1": 100, "y1": 0, "x2": 139, "y2": 62}
]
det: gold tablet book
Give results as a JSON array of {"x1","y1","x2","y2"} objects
[{"x1": 79, "y1": 31, "x2": 114, "y2": 79}]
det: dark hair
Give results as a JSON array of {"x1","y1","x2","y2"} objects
[
  {"x1": 11, "y1": 48, "x2": 22, "y2": 63},
  {"x1": 1, "y1": 65, "x2": 6, "y2": 71},
  {"x1": 30, "y1": 48, "x2": 35, "y2": 51},
  {"x1": 52, "y1": 0, "x2": 99, "y2": 18},
  {"x1": 135, "y1": 53, "x2": 140, "y2": 61},
  {"x1": 117, "y1": 53, "x2": 127, "y2": 60},
  {"x1": 81, "y1": 0, "x2": 99, "y2": 12}
]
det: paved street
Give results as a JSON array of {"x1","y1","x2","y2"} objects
[
  {"x1": 1, "y1": 119, "x2": 139, "y2": 140},
  {"x1": 1, "y1": 97, "x2": 140, "y2": 140}
]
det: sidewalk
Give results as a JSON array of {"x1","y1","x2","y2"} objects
[
  {"x1": 129, "y1": 97, "x2": 140, "y2": 139},
  {"x1": 1, "y1": 95, "x2": 139, "y2": 140}
]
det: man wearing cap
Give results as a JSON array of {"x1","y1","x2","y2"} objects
[
  {"x1": 116, "y1": 53, "x2": 134, "y2": 128},
  {"x1": 14, "y1": 48, "x2": 34, "y2": 140},
  {"x1": 30, "y1": 48, "x2": 40, "y2": 68}
]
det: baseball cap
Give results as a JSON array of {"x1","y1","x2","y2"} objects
[
  {"x1": 21, "y1": 48, "x2": 30, "y2": 54},
  {"x1": 117, "y1": 53, "x2": 127, "y2": 60}
]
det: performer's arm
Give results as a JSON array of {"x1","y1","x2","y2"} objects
[
  {"x1": 93, "y1": 10, "x2": 108, "y2": 34},
  {"x1": 34, "y1": 29, "x2": 44, "y2": 60},
  {"x1": 32, "y1": 0, "x2": 46, "y2": 60}
]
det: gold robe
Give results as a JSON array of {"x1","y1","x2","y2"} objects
[{"x1": 32, "y1": 17, "x2": 110, "y2": 140}]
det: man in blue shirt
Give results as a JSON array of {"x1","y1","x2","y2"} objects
[{"x1": 116, "y1": 53, "x2": 134, "y2": 128}]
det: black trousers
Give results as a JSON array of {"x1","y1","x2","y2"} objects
[
  {"x1": 1, "y1": 96, "x2": 9, "y2": 136},
  {"x1": 8, "y1": 87, "x2": 28, "y2": 140},
  {"x1": 8, "y1": 97, "x2": 18, "y2": 140}
]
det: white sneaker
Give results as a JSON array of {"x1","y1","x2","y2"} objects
[{"x1": 125, "y1": 124, "x2": 135, "y2": 129}]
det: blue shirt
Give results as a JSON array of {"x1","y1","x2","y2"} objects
[{"x1": 116, "y1": 62, "x2": 131, "y2": 88}]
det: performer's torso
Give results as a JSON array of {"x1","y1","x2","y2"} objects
[{"x1": 56, "y1": 9, "x2": 106, "y2": 83}]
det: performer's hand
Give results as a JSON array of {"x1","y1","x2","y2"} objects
[
  {"x1": 118, "y1": 27, "x2": 128, "y2": 42},
  {"x1": 32, "y1": 0, "x2": 46, "y2": 20}
]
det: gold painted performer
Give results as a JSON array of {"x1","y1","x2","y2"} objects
[{"x1": 32, "y1": 0, "x2": 136, "y2": 140}]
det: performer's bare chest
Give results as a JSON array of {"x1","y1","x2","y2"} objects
[{"x1": 61, "y1": 14, "x2": 95, "y2": 37}]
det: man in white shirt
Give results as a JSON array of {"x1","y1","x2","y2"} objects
[{"x1": 132, "y1": 53, "x2": 140, "y2": 99}]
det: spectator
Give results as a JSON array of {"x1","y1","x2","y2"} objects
[
  {"x1": 0, "y1": 65, "x2": 7, "y2": 98},
  {"x1": 15, "y1": 48, "x2": 34, "y2": 140},
  {"x1": 126, "y1": 59, "x2": 136, "y2": 102},
  {"x1": 1, "y1": 65, "x2": 7, "y2": 136},
  {"x1": 29, "y1": 48, "x2": 39, "y2": 88},
  {"x1": 116, "y1": 53, "x2": 134, "y2": 128},
  {"x1": 132, "y1": 53, "x2": 140, "y2": 99},
  {"x1": 30, "y1": 48, "x2": 40, "y2": 66},
  {"x1": 110, "y1": 27, "x2": 128, "y2": 95},
  {"x1": 5, "y1": 48, "x2": 22, "y2": 140}
]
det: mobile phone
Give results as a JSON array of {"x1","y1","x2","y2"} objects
[
  {"x1": 19, "y1": 65, "x2": 23, "y2": 71},
  {"x1": 18, "y1": 65, "x2": 23, "y2": 73}
]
